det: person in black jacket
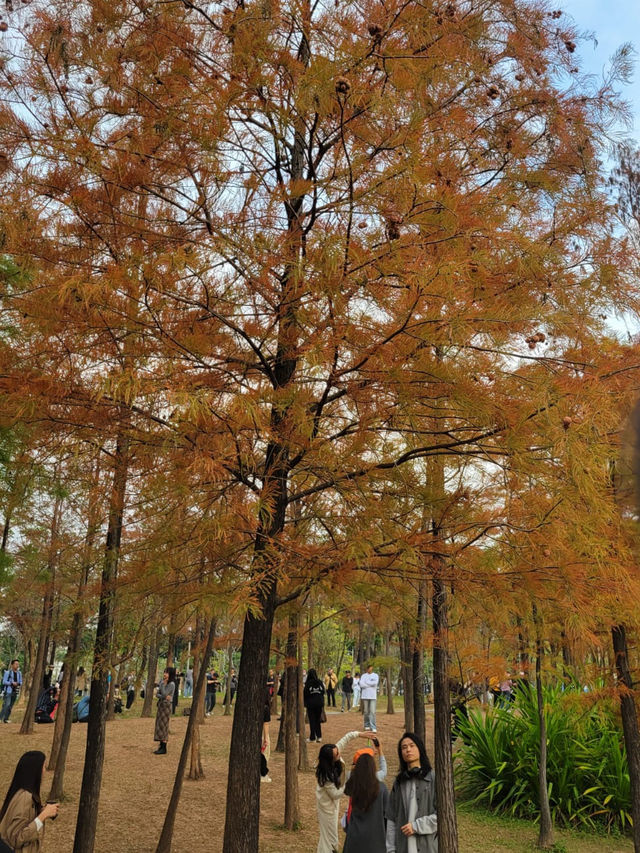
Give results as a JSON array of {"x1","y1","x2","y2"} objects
[
  {"x1": 303, "y1": 668, "x2": 325, "y2": 743},
  {"x1": 341, "y1": 670, "x2": 354, "y2": 712}
]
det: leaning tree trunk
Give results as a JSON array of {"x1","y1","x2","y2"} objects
[
  {"x1": 20, "y1": 492, "x2": 62, "y2": 735},
  {"x1": 72, "y1": 432, "x2": 129, "y2": 853},
  {"x1": 533, "y1": 603, "x2": 554, "y2": 849},
  {"x1": 142, "y1": 625, "x2": 160, "y2": 718},
  {"x1": 155, "y1": 618, "x2": 216, "y2": 853},
  {"x1": 612, "y1": 624, "x2": 640, "y2": 853}
]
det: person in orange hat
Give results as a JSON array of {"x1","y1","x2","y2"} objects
[
  {"x1": 342, "y1": 752, "x2": 389, "y2": 853},
  {"x1": 314, "y1": 730, "x2": 372, "y2": 853}
]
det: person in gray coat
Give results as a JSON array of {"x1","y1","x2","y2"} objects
[{"x1": 386, "y1": 732, "x2": 437, "y2": 853}]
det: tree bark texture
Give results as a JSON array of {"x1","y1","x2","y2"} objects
[
  {"x1": 142, "y1": 626, "x2": 160, "y2": 718},
  {"x1": 72, "y1": 432, "x2": 128, "y2": 853},
  {"x1": 612, "y1": 624, "x2": 640, "y2": 853},
  {"x1": 222, "y1": 584, "x2": 278, "y2": 853},
  {"x1": 20, "y1": 492, "x2": 61, "y2": 735},
  {"x1": 401, "y1": 625, "x2": 414, "y2": 733},
  {"x1": 413, "y1": 580, "x2": 427, "y2": 743},
  {"x1": 385, "y1": 631, "x2": 395, "y2": 714},
  {"x1": 283, "y1": 616, "x2": 300, "y2": 829},
  {"x1": 432, "y1": 576, "x2": 458, "y2": 853},
  {"x1": 297, "y1": 622, "x2": 309, "y2": 771},
  {"x1": 533, "y1": 604, "x2": 554, "y2": 849}
]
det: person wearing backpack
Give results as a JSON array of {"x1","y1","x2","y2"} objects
[{"x1": 1, "y1": 660, "x2": 22, "y2": 724}]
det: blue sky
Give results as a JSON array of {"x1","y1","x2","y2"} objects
[{"x1": 560, "y1": 0, "x2": 640, "y2": 140}]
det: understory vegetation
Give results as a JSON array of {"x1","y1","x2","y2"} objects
[{"x1": 455, "y1": 684, "x2": 631, "y2": 834}]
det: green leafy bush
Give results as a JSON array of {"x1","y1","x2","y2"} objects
[{"x1": 455, "y1": 684, "x2": 631, "y2": 833}]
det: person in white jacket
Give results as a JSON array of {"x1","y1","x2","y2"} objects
[
  {"x1": 352, "y1": 672, "x2": 361, "y2": 709},
  {"x1": 359, "y1": 664, "x2": 380, "y2": 732},
  {"x1": 315, "y1": 731, "x2": 375, "y2": 853}
]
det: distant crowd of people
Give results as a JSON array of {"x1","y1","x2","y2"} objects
[{"x1": 1, "y1": 656, "x2": 440, "y2": 852}]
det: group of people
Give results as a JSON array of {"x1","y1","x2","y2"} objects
[
  {"x1": 304, "y1": 664, "x2": 381, "y2": 743},
  {"x1": 315, "y1": 729, "x2": 437, "y2": 853}
]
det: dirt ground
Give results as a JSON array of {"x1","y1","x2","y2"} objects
[{"x1": 0, "y1": 701, "x2": 633, "y2": 852}]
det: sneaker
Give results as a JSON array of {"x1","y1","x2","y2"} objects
[{"x1": 317, "y1": 739, "x2": 322, "y2": 743}]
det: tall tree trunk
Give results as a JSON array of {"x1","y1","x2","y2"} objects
[
  {"x1": 222, "y1": 9, "x2": 308, "y2": 842},
  {"x1": 73, "y1": 432, "x2": 129, "y2": 853},
  {"x1": 188, "y1": 614, "x2": 207, "y2": 780},
  {"x1": 136, "y1": 642, "x2": 148, "y2": 698},
  {"x1": 106, "y1": 661, "x2": 117, "y2": 721},
  {"x1": 413, "y1": 579, "x2": 427, "y2": 743},
  {"x1": 306, "y1": 605, "x2": 314, "y2": 672},
  {"x1": 612, "y1": 624, "x2": 640, "y2": 853},
  {"x1": 297, "y1": 619, "x2": 309, "y2": 771},
  {"x1": 224, "y1": 641, "x2": 233, "y2": 716},
  {"x1": 433, "y1": 575, "x2": 457, "y2": 853},
  {"x1": 155, "y1": 618, "x2": 216, "y2": 853},
  {"x1": 401, "y1": 624, "x2": 414, "y2": 733},
  {"x1": 533, "y1": 604, "x2": 554, "y2": 848},
  {"x1": 20, "y1": 492, "x2": 62, "y2": 735},
  {"x1": 48, "y1": 615, "x2": 83, "y2": 799},
  {"x1": 142, "y1": 625, "x2": 160, "y2": 718},
  {"x1": 48, "y1": 653, "x2": 75, "y2": 773},
  {"x1": 283, "y1": 614, "x2": 300, "y2": 829},
  {"x1": 51, "y1": 460, "x2": 100, "y2": 795},
  {"x1": 222, "y1": 581, "x2": 278, "y2": 853},
  {"x1": 385, "y1": 631, "x2": 394, "y2": 715},
  {"x1": 275, "y1": 697, "x2": 286, "y2": 753}
]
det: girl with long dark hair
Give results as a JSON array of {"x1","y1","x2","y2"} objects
[
  {"x1": 0, "y1": 751, "x2": 58, "y2": 851},
  {"x1": 342, "y1": 752, "x2": 388, "y2": 853},
  {"x1": 386, "y1": 732, "x2": 437, "y2": 852},
  {"x1": 153, "y1": 666, "x2": 176, "y2": 754},
  {"x1": 314, "y1": 730, "x2": 371, "y2": 853}
]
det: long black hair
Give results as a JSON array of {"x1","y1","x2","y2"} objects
[
  {"x1": 164, "y1": 666, "x2": 176, "y2": 684},
  {"x1": 315, "y1": 744, "x2": 343, "y2": 788},
  {"x1": 344, "y1": 753, "x2": 379, "y2": 812},
  {"x1": 396, "y1": 732, "x2": 432, "y2": 782},
  {"x1": 306, "y1": 668, "x2": 321, "y2": 685},
  {"x1": 0, "y1": 750, "x2": 45, "y2": 822}
]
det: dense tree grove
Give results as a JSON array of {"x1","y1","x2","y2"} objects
[{"x1": 1, "y1": 1, "x2": 640, "y2": 851}]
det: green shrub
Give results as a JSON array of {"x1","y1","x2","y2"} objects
[{"x1": 455, "y1": 684, "x2": 631, "y2": 833}]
